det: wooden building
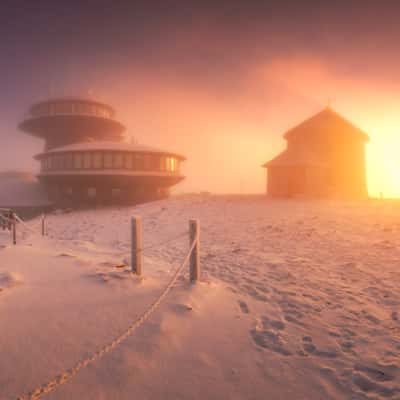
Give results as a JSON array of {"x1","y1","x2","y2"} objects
[
  {"x1": 19, "y1": 98, "x2": 185, "y2": 206},
  {"x1": 262, "y1": 107, "x2": 369, "y2": 198}
]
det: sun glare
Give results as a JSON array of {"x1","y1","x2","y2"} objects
[{"x1": 366, "y1": 116, "x2": 400, "y2": 198}]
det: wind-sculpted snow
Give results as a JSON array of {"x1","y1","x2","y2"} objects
[{"x1": 1, "y1": 197, "x2": 400, "y2": 399}]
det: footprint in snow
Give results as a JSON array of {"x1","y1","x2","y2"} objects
[{"x1": 238, "y1": 300, "x2": 249, "y2": 314}]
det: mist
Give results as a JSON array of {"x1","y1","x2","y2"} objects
[{"x1": 2, "y1": 1, "x2": 400, "y2": 196}]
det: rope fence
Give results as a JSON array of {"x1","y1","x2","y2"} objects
[
  {"x1": 10, "y1": 213, "x2": 201, "y2": 400},
  {"x1": 130, "y1": 217, "x2": 200, "y2": 281},
  {"x1": 0, "y1": 209, "x2": 46, "y2": 244}
]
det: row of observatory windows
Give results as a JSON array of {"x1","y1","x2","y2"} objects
[
  {"x1": 31, "y1": 102, "x2": 113, "y2": 119},
  {"x1": 41, "y1": 152, "x2": 180, "y2": 173}
]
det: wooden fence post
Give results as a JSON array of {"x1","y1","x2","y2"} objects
[
  {"x1": 189, "y1": 219, "x2": 200, "y2": 282},
  {"x1": 12, "y1": 213, "x2": 16, "y2": 245},
  {"x1": 131, "y1": 216, "x2": 142, "y2": 275},
  {"x1": 7, "y1": 211, "x2": 11, "y2": 231},
  {"x1": 41, "y1": 214, "x2": 45, "y2": 236}
]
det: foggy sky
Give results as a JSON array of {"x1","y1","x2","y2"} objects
[{"x1": 2, "y1": 1, "x2": 400, "y2": 195}]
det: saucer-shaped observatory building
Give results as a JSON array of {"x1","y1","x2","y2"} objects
[{"x1": 19, "y1": 98, "x2": 185, "y2": 206}]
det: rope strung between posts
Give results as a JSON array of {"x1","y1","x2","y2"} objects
[
  {"x1": 0, "y1": 210, "x2": 43, "y2": 238},
  {"x1": 16, "y1": 233, "x2": 199, "y2": 400},
  {"x1": 0, "y1": 215, "x2": 12, "y2": 223},
  {"x1": 132, "y1": 230, "x2": 189, "y2": 254},
  {"x1": 13, "y1": 214, "x2": 40, "y2": 235}
]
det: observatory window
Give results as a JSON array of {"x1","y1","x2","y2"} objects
[
  {"x1": 170, "y1": 157, "x2": 176, "y2": 172},
  {"x1": 132, "y1": 155, "x2": 138, "y2": 169},
  {"x1": 134, "y1": 154, "x2": 144, "y2": 170},
  {"x1": 104, "y1": 152, "x2": 113, "y2": 169},
  {"x1": 55, "y1": 103, "x2": 64, "y2": 114},
  {"x1": 53, "y1": 155, "x2": 60, "y2": 170},
  {"x1": 83, "y1": 152, "x2": 91, "y2": 169},
  {"x1": 50, "y1": 156, "x2": 56, "y2": 170},
  {"x1": 59, "y1": 155, "x2": 66, "y2": 170},
  {"x1": 46, "y1": 156, "x2": 52, "y2": 170},
  {"x1": 62, "y1": 103, "x2": 71, "y2": 113},
  {"x1": 159, "y1": 156, "x2": 165, "y2": 171},
  {"x1": 76, "y1": 103, "x2": 87, "y2": 114},
  {"x1": 74, "y1": 153, "x2": 83, "y2": 169},
  {"x1": 64, "y1": 153, "x2": 73, "y2": 169},
  {"x1": 165, "y1": 157, "x2": 171, "y2": 172},
  {"x1": 92, "y1": 152, "x2": 102, "y2": 169},
  {"x1": 144, "y1": 154, "x2": 151, "y2": 170},
  {"x1": 59, "y1": 154, "x2": 65, "y2": 169},
  {"x1": 125, "y1": 153, "x2": 133, "y2": 169},
  {"x1": 83, "y1": 104, "x2": 91, "y2": 114},
  {"x1": 113, "y1": 153, "x2": 123, "y2": 169},
  {"x1": 111, "y1": 188, "x2": 121, "y2": 198},
  {"x1": 149, "y1": 155, "x2": 157, "y2": 170},
  {"x1": 52, "y1": 155, "x2": 57, "y2": 170}
]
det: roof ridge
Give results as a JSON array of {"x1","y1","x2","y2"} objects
[{"x1": 282, "y1": 107, "x2": 369, "y2": 141}]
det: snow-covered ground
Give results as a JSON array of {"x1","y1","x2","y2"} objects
[{"x1": 1, "y1": 196, "x2": 400, "y2": 399}]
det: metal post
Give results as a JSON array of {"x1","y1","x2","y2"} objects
[
  {"x1": 189, "y1": 219, "x2": 200, "y2": 282},
  {"x1": 131, "y1": 216, "x2": 142, "y2": 275},
  {"x1": 41, "y1": 214, "x2": 45, "y2": 236},
  {"x1": 12, "y1": 213, "x2": 16, "y2": 245}
]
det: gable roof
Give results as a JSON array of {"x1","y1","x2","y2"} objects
[
  {"x1": 283, "y1": 107, "x2": 369, "y2": 142},
  {"x1": 262, "y1": 146, "x2": 327, "y2": 168}
]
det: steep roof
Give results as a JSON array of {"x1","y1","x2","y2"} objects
[
  {"x1": 262, "y1": 107, "x2": 369, "y2": 168},
  {"x1": 262, "y1": 146, "x2": 327, "y2": 168},
  {"x1": 283, "y1": 107, "x2": 369, "y2": 142}
]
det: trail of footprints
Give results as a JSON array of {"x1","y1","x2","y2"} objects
[
  {"x1": 237, "y1": 295, "x2": 400, "y2": 398},
  {"x1": 47, "y1": 203, "x2": 400, "y2": 398}
]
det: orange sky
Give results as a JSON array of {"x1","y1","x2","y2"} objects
[
  {"x1": 9, "y1": 56, "x2": 400, "y2": 198},
  {"x1": 96, "y1": 57, "x2": 399, "y2": 198},
  {"x1": 3, "y1": 2, "x2": 400, "y2": 198}
]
